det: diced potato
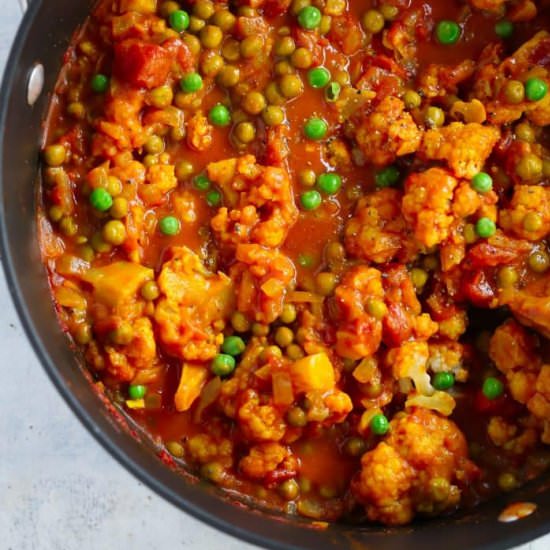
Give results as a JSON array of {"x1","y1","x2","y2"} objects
[
  {"x1": 82, "y1": 262, "x2": 153, "y2": 307},
  {"x1": 290, "y1": 352, "x2": 335, "y2": 393},
  {"x1": 54, "y1": 284, "x2": 87, "y2": 310},
  {"x1": 174, "y1": 364, "x2": 208, "y2": 412}
]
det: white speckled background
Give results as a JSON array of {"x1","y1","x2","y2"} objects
[{"x1": 0, "y1": 1, "x2": 548, "y2": 548}]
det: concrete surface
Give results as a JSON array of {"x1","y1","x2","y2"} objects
[{"x1": 0, "y1": 1, "x2": 548, "y2": 548}]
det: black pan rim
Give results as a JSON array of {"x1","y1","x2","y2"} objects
[{"x1": 0, "y1": 2, "x2": 549, "y2": 549}]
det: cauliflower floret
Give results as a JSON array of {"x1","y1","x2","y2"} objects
[
  {"x1": 489, "y1": 320, "x2": 550, "y2": 433},
  {"x1": 402, "y1": 168, "x2": 459, "y2": 248},
  {"x1": 389, "y1": 341, "x2": 432, "y2": 395},
  {"x1": 186, "y1": 112, "x2": 213, "y2": 152},
  {"x1": 354, "y1": 96, "x2": 422, "y2": 166},
  {"x1": 138, "y1": 164, "x2": 178, "y2": 206},
  {"x1": 230, "y1": 243, "x2": 296, "y2": 324},
  {"x1": 419, "y1": 123, "x2": 500, "y2": 179},
  {"x1": 186, "y1": 433, "x2": 234, "y2": 467},
  {"x1": 237, "y1": 389, "x2": 286, "y2": 442},
  {"x1": 428, "y1": 341, "x2": 468, "y2": 382},
  {"x1": 92, "y1": 87, "x2": 147, "y2": 157},
  {"x1": 154, "y1": 247, "x2": 234, "y2": 361},
  {"x1": 208, "y1": 155, "x2": 298, "y2": 248},
  {"x1": 85, "y1": 316, "x2": 157, "y2": 382},
  {"x1": 333, "y1": 265, "x2": 437, "y2": 360},
  {"x1": 333, "y1": 266, "x2": 384, "y2": 360},
  {"x1": 489, "y1": 319, "x2": 541, "y2": 398},
  {"x1": 345, "y1": 188, "x2": 418, "y2": 264},
  {"x1": 353, "y1": 409, "x2": 478, "y2": 525},
  {"x1": 239, "y1": 442, "x2": 298, "y2": 481},
  {"x1": 473, "y1": 32, "x2": 550, "y2": 125},
  {"x1": 418, "y1": 61, "x2": 476, "y2": 99},
  {"x1": 487, "y1": 416, "x2": 539, "y2": 453},
  {"x1": 303, "y1": 389, "x2": 353, "y2": 425},
  {"x1": 500, "y1": 274, "x2": 550, "y2": 339},
  {"x1": 487, "y1": 416, "x2": 518, "y2": 447},
  {"x1": 353, "y1": 442, "x2": 415, "y2": 525},
  {"x1": 499, "y1": 185, "x2": 550, "y2": 241}
]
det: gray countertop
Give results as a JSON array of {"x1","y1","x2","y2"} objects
[{"x1": 0, "y1": 1, "x2": 547, "y2": 548}]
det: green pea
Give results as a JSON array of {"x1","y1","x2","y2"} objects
[
  {"x1": 208, "y1": 104, "x2": 231, "y2": 126},
  {"x1": 280, "y1": 303, "x2": 297, "y2": 324},
  {"x1": 525, "y1": 77, "x2": 548, "y2": 102},
  {"x1": 159, "y1": 215, "x2": 181, "y2": 236},
  {"x1": 206, "y1": 189, "x2": 222, "y2": 207},
  {"x1": 102, "y1": 220, "x2": 126, "y2": 245},
  {"x1": 344, "y1": 437, "x2": 366, "y2": 457},
  {"x1": 275, "y1": 326, "x2": 294, "y2": 348},
  {"x1": 128, "y1": 384, "x2": 146, "y2": 399},
  {"x1": 362, "y1": 9, "x2": 385, "y2": 33},
  {"x1": 324, "y1": 81, "x2": 341, "y2": 102},
  {"x1": 503, "y1": 80, "x2": 525, "y2": 104},
  {"x1": 316, "y1": 172, "x2": 342, "y2": 195},
  {"x1": 366, "y1": 298, "x2": 387, "y2": 319},
  {"x1": 141, "y1": 281, "x2": 160, "y2": 301},
  {"x1": 194, "y1": 174, "x2": 211, "y2": 191},
  {"x1": 211, "y1": 353, "x2": 236, "y2": 377},
  {"x1": 297, "y1": 253, "x2": 313, "y2": 267},
  {"x1": 475, "y1": 217, "x2": 496, "y2": 238},
  {"x1": 304, "y1": 117, "x2": 328, "y2": 140},
  {"x1": 482, "y1": 376, "x2": 504, "y2": 400},
  {"x1": 300, "y1": 190, "x2": 322, "y2": 211},
  {"x1": 375, "y1": 165, "x2": 400, "y2": 187},
  {"x1": 297, "y1": 6, "x2": 322, "y2": 30},
  {"x1": 529, "y1": 250, "x2": 550, "y2": 273},
  {"x1": 432, "y1": 372, "x2": 455, "y2": 391},
  {"x1": 169, "y1": 9, "x2": 190, "y2": 32},
  {"x1": 89, "y1": 188, "x2": 113, "y2": 212},
  {"x1": 403, "y1": 89, "x2": 422, "y2": 109},
  {"x1": 307, "y1": 67, "x2": 331, "y2": 89},
  {"x1": 370, "y1": 413, "x2": 389, "y2": 435},
  {"x1": 180, "y1": 72, "x2": 203, "y2": 93},
  {"x1": 287, "y1": 406, "x2": 307, "y2": 427},
  {"x1": 279, "y1": 479, "x2": 300, "y2": 500},
  {"x1": 165, "y1": 440, "x2": 185, "y2": 458},
  {"x1": 91, "y1": 73, "x2": 109, "y2": 93},
  {"x1": 471, "y1": 172, "x2": 493, "y2": 193},
  {"x1": 262, "y1": 105, "x2": 285, "y2": 126},
  {"x1": 495, "y1": 20, "x2": 514, "y2": 39},
  {"x1": 42, "y1": 144, "x2": 66, "y2": 167},
  {"x1": 221, "y1": 335, "x2": 246, "y2": 356},
  {"x1": 435, "y1": 20, "x2": 460, "y2": 45}
]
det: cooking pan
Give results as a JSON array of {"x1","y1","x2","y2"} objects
[{"x1": 1, "y1": 1, "x2": 549, "y2": 548}]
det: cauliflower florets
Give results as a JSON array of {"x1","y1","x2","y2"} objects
[
  {"x1": 333, "y1": 266, "x2": 385, "y2": 359},
  {"x1": 154, "y1": 247, "x2": 234, "y2": 361},
  {"x1": 208, "y1": 155, "x2": 298, "y2": 248},
  {"x1": 499, "y1": 185, "x2": 550, "y2": 242},
  {"x1": 230, "y1": 243, "x2": 296, "y2": 324},
  {"x1": 345, "y1": 188, "x2": 418, "y2": 264},
  {"x1": 352, "y1": 409, "x2": 478, "y2": 525},
  {"x1": 237, "y1": 389, "x2": 287, "y2": 442},
  {"x1": 489, "y1": 320, "x2": 550, "y2": 437},
  {"x1": 419, "y1": 122, "x2": 500, "y2": 179},
  {"x1": 401, "y1": 168, "x2": 459, "y2": 248},
  {"x1": 239, "y1": 442, "x2": 298, "y2": 481},
  {"x1": 354, "y1": 96, "x2": 422, "y2": 166}
]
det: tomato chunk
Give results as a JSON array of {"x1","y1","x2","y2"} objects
[{"x1": 113, "y1": 39, "x2": 171, "y2": 89}]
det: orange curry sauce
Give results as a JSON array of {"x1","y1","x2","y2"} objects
[{"x1": 40, "y1": 0, "x2": 550, "y2": 525}]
